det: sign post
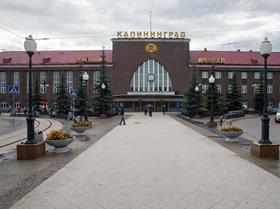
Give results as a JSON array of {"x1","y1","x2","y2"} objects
[
  {"x1": 70, "y1": 89, "x2": 77, "y2": 120},
  {"x1": 9, "y1": 85, "x2": 20, "y2": 126}
]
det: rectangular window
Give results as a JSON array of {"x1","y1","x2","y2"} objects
[
  {"x1": 0, "y1": 100, "x2": 7, "y2": 109},
  {"x1": 40, "y1": 71, "x2": 47, "y2": 93},
  {"x1": 253, "y1": 84, "x2": 260, "y2": 93},
  {"x1": 0, "y1": 72, "x2": 6, "y2": 93},
  {"x1": 241, "y1": 85, "x2": 247, "y2": 94},
  {"x1": 14, "y1": 72, "x2": 20, "y2": 87},
  {"x1": 228, "y1": 84, "x2": 232, "y2": 93},
  {"x1": 267, "y1": 85, "x2": 273, "y2": 94},
  {"x1": 268, "y1": 100, "x2": 273, "y2": 108},
  {"x1": 228, "y1": 72, "x2": 234, "y2": 79},
  {"x1": 201, "y1": 84, "x2": 208, "y2": 93},
  {"x1": 66, "y1": 71, "x2": 73, "y2": 93},
  {"x1": 53, "y1": 71, "x2": 60, "y2": 93},
  {"x1": 215, "y1": 72, "x2": 221, "y2": 79},
  {"x1": 241, "y1": 72, "x2": 247, "y2": 79},
  {"x1": 93, "y1": 71, "x2": 100, "y2": 90},
  {"x1": 202, "y1": 71, "x2": 208, "y2": 79},
  {"x1": 216, "y1": 84, "x2": 222, "y2": 93},
  {"x1": 267, "y1": 72, "x2": 273, "y2": 79},
  {"x1": 254, "y1": 72, "x2": 260, "y2": 79}
]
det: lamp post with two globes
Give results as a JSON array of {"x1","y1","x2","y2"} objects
[
  {"x1": 208, "y1": 74, "x2": 217, "y2": 128},
  {"x1": 259, "y1": 37, "x2": 272, "y2": 144},
  {"x1": 82, "y1": 72, "x2": 89, "y2": 121},
  {"x1": 24, "y1": 35, "x2": 37, "y2": 144}
]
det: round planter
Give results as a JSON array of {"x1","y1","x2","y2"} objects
[
  {"x1": 70, "y1": 126, "x2": 88, "y2": 133},
  {"x1": 220, "y1": 131, "x2": 243, "y2": 143},
  {"x1": 45, "y1": 137, "x2": 75, "y2": 153}
]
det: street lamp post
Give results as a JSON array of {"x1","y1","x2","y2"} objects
[
  {"x1": 101, "y1": 83, "x2": 106, "y2": 117},
  {"x1": 208, "y1": 74, "x2": 217, "y2": 128},
  {"x1": 24, "y1": 35, "x2": 37, "y2": 144},
  {"x1": 259, "y1": 37, "x2": 272, "y2": 144},
  {"x1": 82, "y1": 72, "x2": 89, "y2": 121}
]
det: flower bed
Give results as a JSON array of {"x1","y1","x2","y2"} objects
[
  {"x1": 46, "y1": 130, "x2": 73, "y2": 140},
  {"x1": 45, "y1": 130, "x2": 74, "y2": 153},
  {"x1": 219, "y1": 126, "x2": 243, "y2": 140},
  {"x1": 71, "y1": 121, "x2": 92, "y2": 128}
]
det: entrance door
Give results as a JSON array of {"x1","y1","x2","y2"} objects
[
  {"x1": 134, "y1": 101, "x2": 140, "y2": 112},
  {"x1": 155, "y1": 101, "x2": 161, "y2": 112}
]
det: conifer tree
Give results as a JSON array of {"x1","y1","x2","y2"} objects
[
  {"x1": 92, "y1": 47, "x2": 113, "y2": 117},
  {"x1": 55, "y1": 75, "x2": 70, "y2": 117},
  {"x1": 32, "y1": 75, "x2": 42, "y2": 111},
  {"x1": 206, "y1": 73, "x2": 222, "y2": 115},
  {"x1": 183, "y1": 67, "x2": 203, "y2": 117},
  {"x1": 225, "y1": 73, "x2": 243, "y2": 111},
  {"x1": 75, "y1": 67, "x2": 88, "y2": 119}
]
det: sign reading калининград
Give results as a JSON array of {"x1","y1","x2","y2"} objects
[{"x1": 117, "y1": 31, "x2": 186, "y2": 39}]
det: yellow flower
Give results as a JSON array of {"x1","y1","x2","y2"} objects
[
  {"x1": 71, "y1": 121, "x2": 92, "y2": 128},
  {"x1": 46, "y1": 130, "x2": 73, "y2": 140}
]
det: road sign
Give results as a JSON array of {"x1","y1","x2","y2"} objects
[
  {"x1": 9, "y1": 85, "x2": 20, "y2": 95},
  {"x1": 70, "y1": 89, "x2": 77, "y2": 97}
]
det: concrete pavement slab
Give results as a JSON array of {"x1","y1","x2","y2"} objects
[{"x1": 10, "y1": 113, "x2": 280, "y2": 209}]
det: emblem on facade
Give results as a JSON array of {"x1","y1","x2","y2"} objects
[{"x1": 145, "y1": 43, "x2": 158, "y2": 54}]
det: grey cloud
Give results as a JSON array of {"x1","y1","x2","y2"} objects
[{"x1": 0, "y1": 0, "x2": 279, "y2": 51}]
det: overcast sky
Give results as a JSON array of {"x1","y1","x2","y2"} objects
[{"x1": 1, "y1": 0, "x2": 280, "y2": 52}]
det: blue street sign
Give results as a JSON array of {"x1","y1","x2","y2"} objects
[
  {"x1": 9, "y1": 85, "x2": 20, "y2": 95},
  {"x1": 176, "y1": 101, "x2": 181, "y2": 109},
  {"x1": 70, "y1": 89, "x2": 77, "y2": 97}
]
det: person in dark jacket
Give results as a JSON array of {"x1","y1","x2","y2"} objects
[
  {"x1": 143, "y1": 105, "x2": 148, "y2": 116},
  {"x1": 162, "y1": 104, "x2": 167, "y2": 115},
  {"x1": 119, "y1": 103, "x2": 126, "y2": 125},
  {"x1": 148, "y1": 104, "x2": 153, "y2": 117}
]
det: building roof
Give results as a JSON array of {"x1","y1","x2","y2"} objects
[
  {"x1": 1, "y1": 49, "x2": 280, "y2": 66},
  {"x1": 0, "y1": 50, "x2": 112, "y2": 65},
  {"x1": 190, "y1": 50, "x2": 280, "y2": 66}
]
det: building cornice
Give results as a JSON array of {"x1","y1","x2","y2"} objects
[
  {"x1": 111, "y1": 38, "x2": 190, "y2": 43},
  {"x1": 0, "y1": 64, "x2": 113, "y2": 68},
  {"x1": 189, "y1": 64, "x2": 280, "y2": 69}
]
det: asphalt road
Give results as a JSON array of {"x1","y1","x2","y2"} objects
[{"x1": 232, "y1": 115, "x2": 280, "y2": 144}]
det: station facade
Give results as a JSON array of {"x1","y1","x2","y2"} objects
[{"x1": 0, "y1": 32, "x2": 280, "y2": 112}]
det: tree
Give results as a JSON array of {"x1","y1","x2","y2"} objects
[
  {"x1": 32, "y1": 75, "x2": 42, "y2": 111},
  {"x1": 206, "y1": 75, "x2": 222, "y2": 115},
  {"x1": 225, "y1": 73, "x2": 243, "y2": 111},
  {"x1": 55, "y1": 75, "x2": 70, "y2": 117},
  {"x1": 92, "y1": 47, "x2": 113, "y2": 116},
  {"x1": 253, "y1": 72, "x2": 264, "y2": 114},
  {"x1": 75, "y1": 67, "x2": 88, "y2": 119},
  {"x1": 183, "y1": 67, "x2": 203, "y2": 117}
]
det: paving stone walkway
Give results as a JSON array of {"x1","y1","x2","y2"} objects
[{"x1": 10, "y1": 113, "x2": 280, "y2": 209}]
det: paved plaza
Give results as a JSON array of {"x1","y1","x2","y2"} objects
[{"x1": 9, "y1": 113, "x2": 280, "y2": 209}]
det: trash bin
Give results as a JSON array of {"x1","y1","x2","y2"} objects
[{"x1": 34, "y1": 131, "x2": 43, "y2": 142}]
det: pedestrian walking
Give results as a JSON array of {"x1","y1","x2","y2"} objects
[
  {"x1": 143, "y1": 105, "x2": 148, "y2": 116},
  {"x1": 162, "y1": 104, "x2": 167, "y2": 115},
  {"x1": 148, "y1": 103, "x2": 153, "y2": 117},
  {"x1": 119, "y1": 103, "x2": 126, "y2": 125},
  {"x1": 23, "y1": 107, "x2": 27, "y2": 116}
]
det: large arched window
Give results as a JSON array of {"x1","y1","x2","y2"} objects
[{"x1": 129, "y1": 59, "x2": 173, "y2": 93}]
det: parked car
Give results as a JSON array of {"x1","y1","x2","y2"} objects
[
  {"x1": 225, "y1": 110, "x2": 244, "y2": 119},
  {"x1": 275, "y1": 109, "x2": 280, "y2": 123}
]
